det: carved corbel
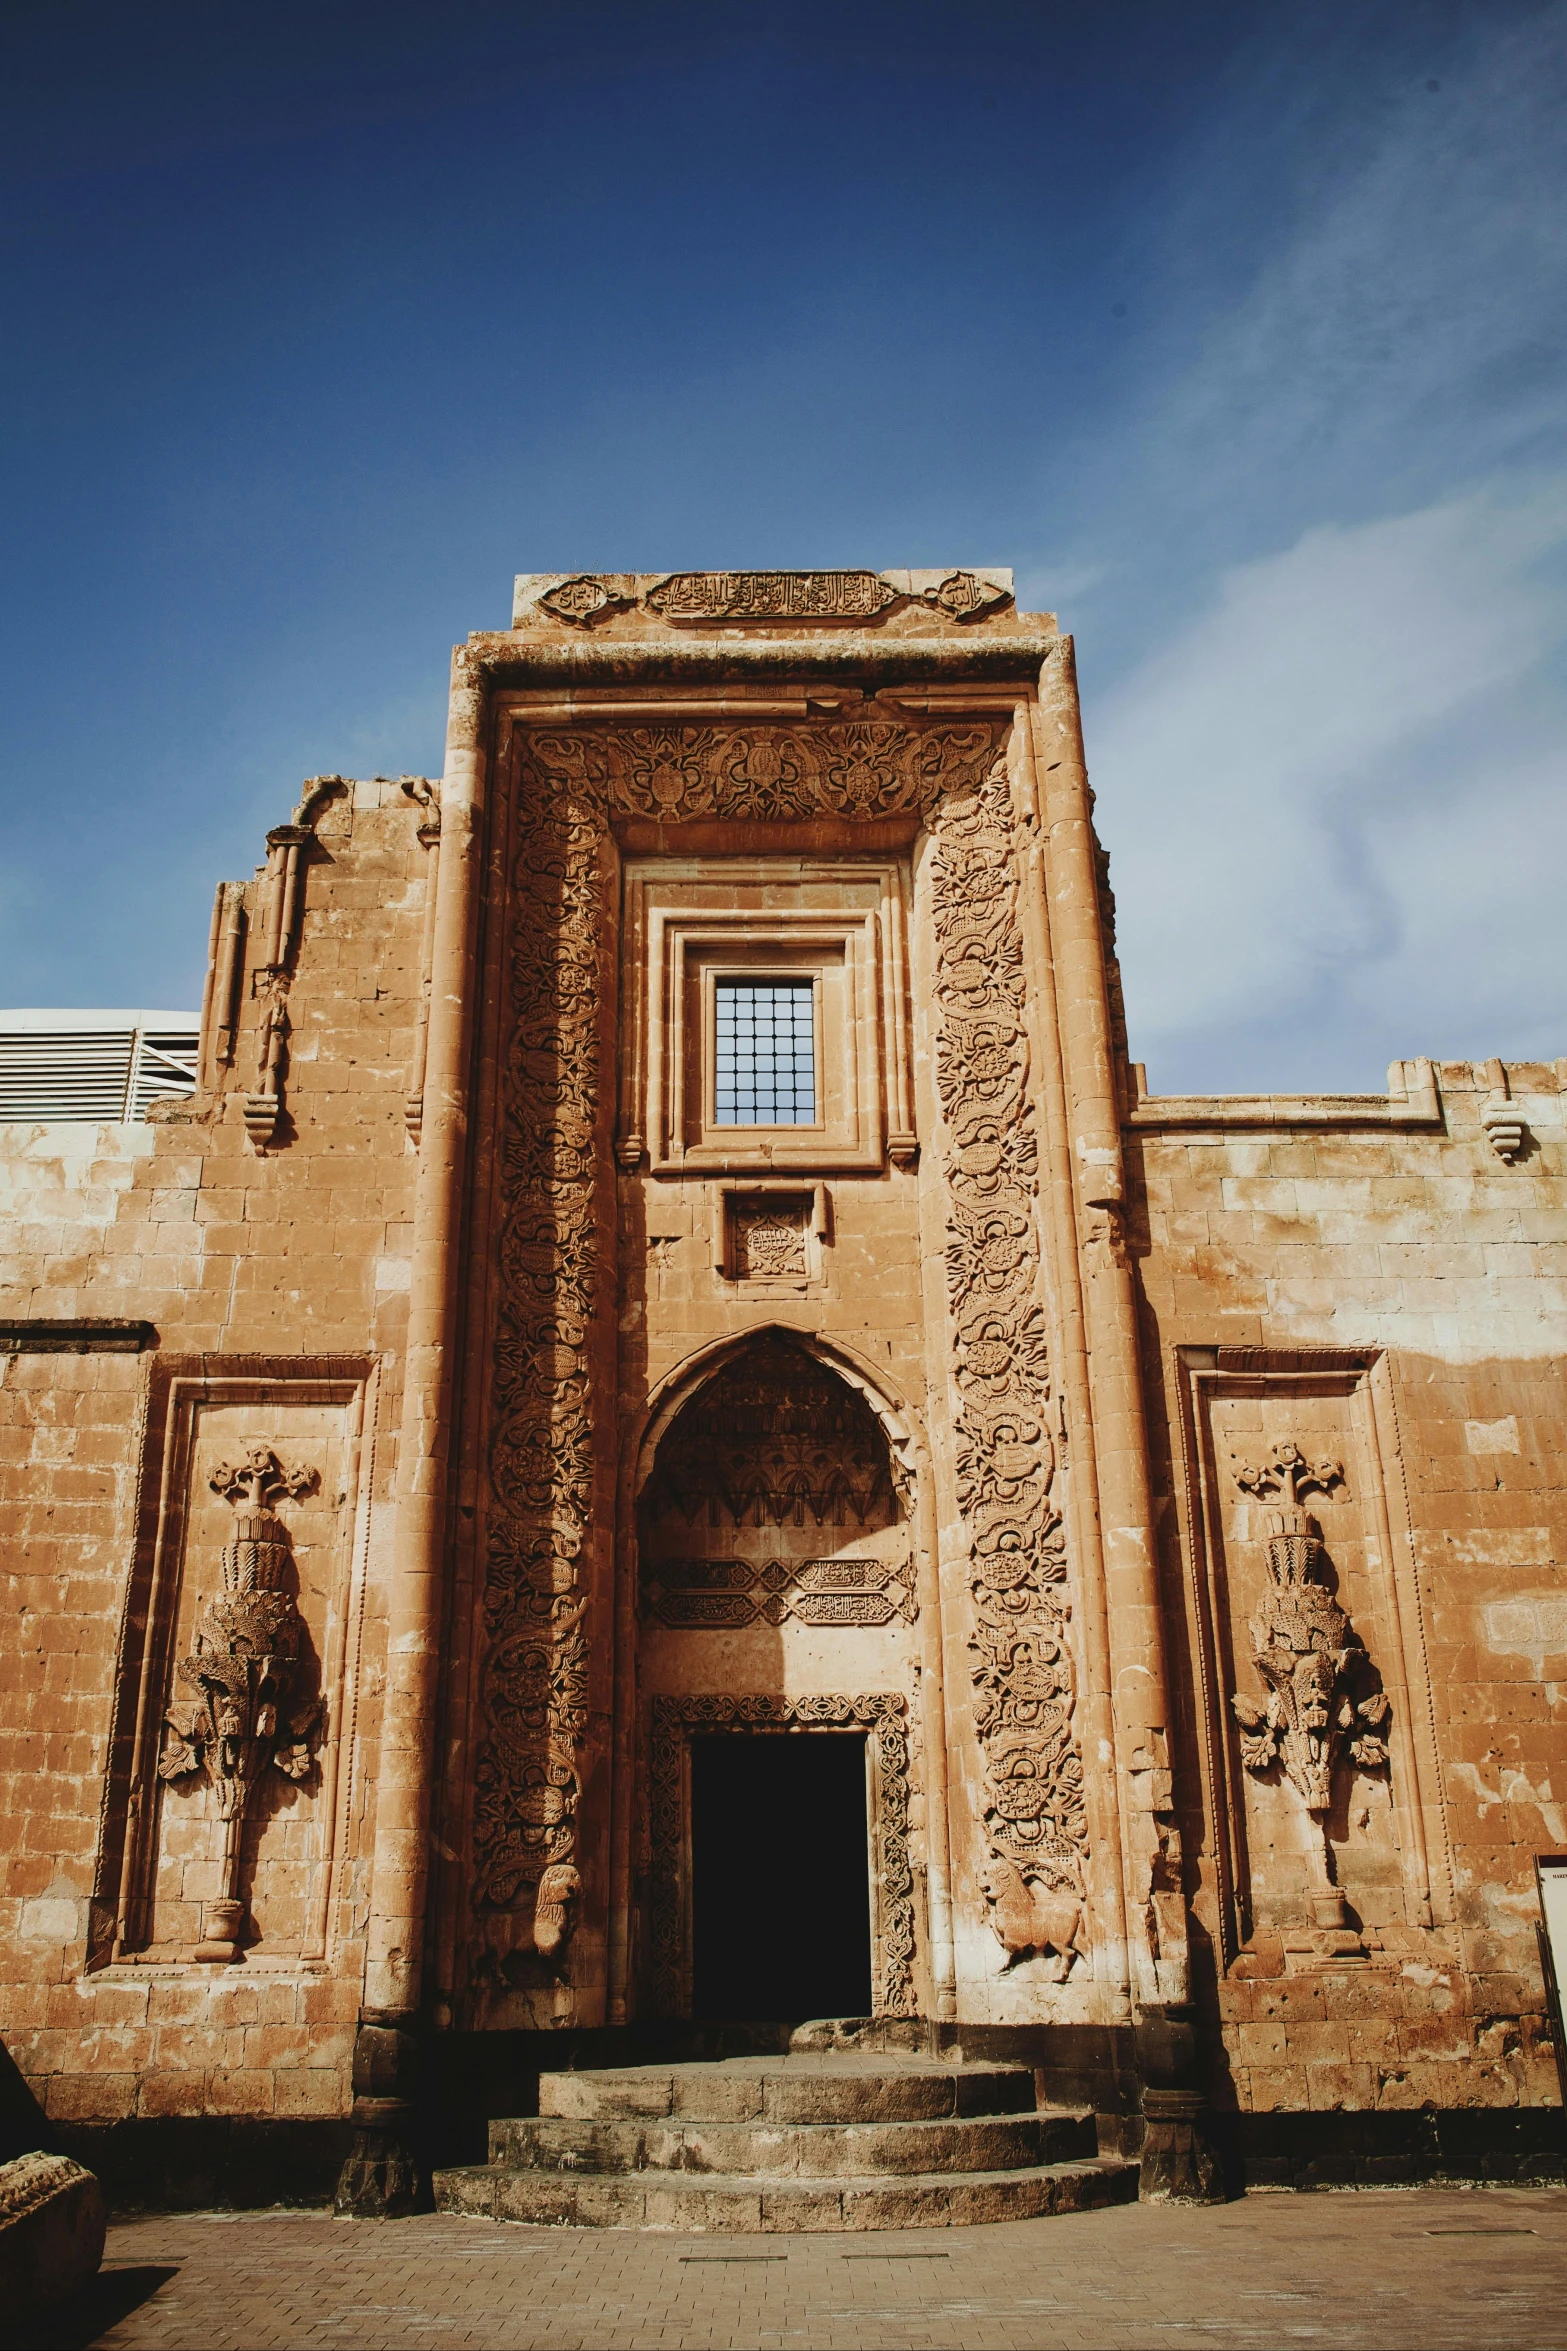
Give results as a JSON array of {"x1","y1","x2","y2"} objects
[
  {"x1": 1229, "y1": 1443, "x2": 1389, "y2": 1951},
  {"x1": 1479, "y1": 1058, "x2": 1529, "y2": 1163},
  {"x1": 157, "y1": 1443, "x2": 322, "y2": 1962},
  {"x1": 400, "y1": 778, "x2": 441, "y2": 1146}
]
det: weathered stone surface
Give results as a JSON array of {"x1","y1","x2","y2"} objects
[
  {"x1": 0, "y1": 570, "x2": 1560, "y2": 2176},
  {"x1": 0, "y1": 2152, "x2": 106, "y2": 2310},
  {"x1": 489, "y1": 2110, "x2": 1083, "y2": 2177},
  {"x1": 534, "y1": 2058, "x2": 1039, "y2": 2128},
  {"x1": 435, "y1": 2159, "x2": 1136, "y2": 2232}
]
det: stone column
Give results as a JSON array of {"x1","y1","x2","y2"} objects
[
  {"x1": 1032, "y1": 643, "x2": 1222, "y2": 2201},
  {"x1": 336, "y1": 647, "x2": 488, "y2": 2217}
]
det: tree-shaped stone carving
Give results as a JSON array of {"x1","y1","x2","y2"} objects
[
  {"x1": 159, "y1": 1443, "x2": 322, "y2": 1962},
  {"x1": 1229, "y1": 1442, "x2": 1389, "y2": 1937}
]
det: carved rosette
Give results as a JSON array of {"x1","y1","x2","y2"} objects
[
  {"x1": 931, "y1": 753, "x2": 1090, "y2": 1965},
  {"x1": 474, "y1": 719, "x2": 1000, "y2": 1966},
  {"x1": 649, "y1": 1694, "x2": 916, "y2": 2017}
]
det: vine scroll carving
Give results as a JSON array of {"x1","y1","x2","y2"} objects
[{"x1": 932, "y1": 751, "x2": 1091, "y2": 1974}]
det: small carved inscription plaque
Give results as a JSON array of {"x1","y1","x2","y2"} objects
[
  {"x1": 644, "y1": 570, "x2": 902, "y2": 624},
  {"x1": 730, "y1": 1194, "x2": 811, "y2": 1281},
  {"x1": 537, "y1": 575, "x2": 633, "y2": 626}
]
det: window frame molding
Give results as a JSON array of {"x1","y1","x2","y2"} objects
[{"x1": 619, "y1": 858, "x2": 915, "y2": 1177}]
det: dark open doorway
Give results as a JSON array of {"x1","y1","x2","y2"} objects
[{"x1": 690, "y1": 1732, "x2": 873, "y2": 2022}]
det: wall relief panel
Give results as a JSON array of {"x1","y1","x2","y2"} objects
[
  {"x1": 1172, "y1": 1348, "x2": 1448, "y2": 1971},
  {"x1": 100, "y1": 1357, "x2": 377, "y2": 1971}
]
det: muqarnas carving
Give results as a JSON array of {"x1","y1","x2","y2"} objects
[
  {"x1": 641, "y1": 1335, "x2": 902, "y2": 1533},
  {"x1": 1229, "y1": 1442, "x2": 1390, "y2": 1941},
  {"x1": 932, "y1": 751, "x2": 1090, "y2": 1976},
  {"x1": 158, "y1": 1443, "x2": 322, "y2": 1962}
]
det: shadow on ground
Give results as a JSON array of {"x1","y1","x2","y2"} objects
[{"x1": 0, "y1": 2264, "x2": 179, "y2": 2351}]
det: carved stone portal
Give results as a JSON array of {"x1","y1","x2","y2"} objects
[
  {"x1": 649, "y1": 1695, "x2": 916, "y2": 2018},
  {"x1": 158, "y1": 1443, "x2": 322, "y2": 1961},
  {"x1": 475, "y1": 721, "x2": 997, "y2": 1981},
  {"x1": 1230, "y1": 1442, "x2": 1390, "y2": 1945}
]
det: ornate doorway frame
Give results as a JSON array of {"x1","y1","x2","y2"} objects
[{"x1": 648, "y1": 1692, "x2": 917, "y2": 2019}]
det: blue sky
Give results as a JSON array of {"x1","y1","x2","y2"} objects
[{"x1": 3, "y1": 0, "x2": 1563, "y2": 1090}]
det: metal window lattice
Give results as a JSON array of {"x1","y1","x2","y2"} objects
[{"x1": 713, "y1": 981, "x2": 816, "y2": 1125}]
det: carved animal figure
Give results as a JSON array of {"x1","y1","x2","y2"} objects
[
  {"x1": 981, "y1": 1858, "x2": 1083, "y2": 1979},
  {"x1": 531, "y1": 1863, "x2": 581, "y2": 1958}
]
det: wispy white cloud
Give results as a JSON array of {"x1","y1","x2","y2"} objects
[
  {"x1": 1049, "y1": 10, "x2": 1567, "y2": 1089},
  {"x1": 1091, "y1": 480, "x2": 1567, "y2": 1086}
]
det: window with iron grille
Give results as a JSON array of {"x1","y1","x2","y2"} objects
[{"x1": 713, "y1": 980, "x2": 816, "y2": 1125}]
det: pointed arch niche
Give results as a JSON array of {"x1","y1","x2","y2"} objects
[
  {"x1": 613, "y1": 1327, "x2": 946, "y2": 2021},
  {"x1": 637, "y1": 1330, "x2": 912, "y2": 1637}
]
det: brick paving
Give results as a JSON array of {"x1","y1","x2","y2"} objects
[{"x1": 17, "y1": 2184, "x2": 1566, "y2": 2350}]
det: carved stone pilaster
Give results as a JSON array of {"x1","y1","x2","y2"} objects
[
  {"x1": 240, "y1": 778, "x2": 347, "y2": 1153},
  {"x1": 931, "y1": 750, "x2": 1090, "y2": 1976},
  {"x1": 334, "y1": 2018, "x2": 425, "y2": 2218}
]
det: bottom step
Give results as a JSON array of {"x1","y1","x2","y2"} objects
[{"x1": 433, "y1": 2158, "x2": 1137, "y2": 2232}]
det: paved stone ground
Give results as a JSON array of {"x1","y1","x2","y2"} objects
[{"x1": 18, "y1": 2185, "x2": 1567, "y2": 2351}]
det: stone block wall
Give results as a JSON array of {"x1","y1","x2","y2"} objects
[
  {"x1": 0, "y1": 778, "x2": 428, "y2": 2129},
  {"x1": 1130, "y1": 1059, "x2": 1567, "y2": 2126}
]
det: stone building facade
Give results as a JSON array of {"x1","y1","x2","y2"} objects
[{"x1": 0, "y1": 569, "x2": 1562, "y2": 2201}]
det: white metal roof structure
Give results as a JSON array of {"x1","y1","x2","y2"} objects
[{"x1": 0, "y1": 1010, "x2": 202, "y2": 1121}]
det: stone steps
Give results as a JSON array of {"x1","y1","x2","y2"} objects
[
  {"x1": 434, "y1": 2158, "x2": 1137, "y2": 2232},
  {"x1": 536, "y1": 2056, "x2": 1040, "y2": 2125},
  {"x1": 490, "y1": 2110, "x2": 1091, "y2": 2176},
  {"x1": 431, "y1": 2050, "x2": 1137, "y2": 2232}
]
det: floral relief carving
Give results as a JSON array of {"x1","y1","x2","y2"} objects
[
  {"x1": 523, "y1": 721, "x2": 997, "y2": 830},
  {"x1": 1230, "y1": 1443, "x2": 1390, "y2": 1942},
  {"x1": 649, "y1": 1694, "x2": 916, "y2": 2017},
  {"x1": 931, "y1": 751, "x2": 1091, "y2": 1972},
  {"x1": 158, "y1": 1443, "x2": 322, "y2": 1962},
  {"x1": 471, "y1": 756, "x2": 602, "y2": 1944}
]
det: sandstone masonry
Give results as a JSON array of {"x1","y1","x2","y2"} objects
[{"x1": 0, "y1": 571, "x2": 1560, "y2": 2205}]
